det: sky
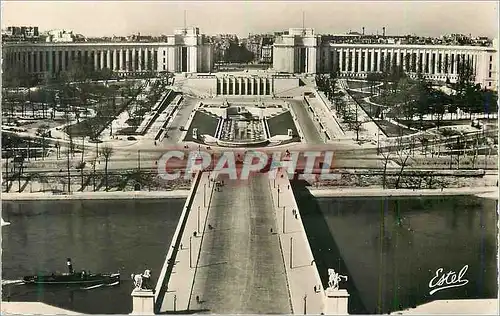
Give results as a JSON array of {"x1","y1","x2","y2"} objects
[{"x1": 1, "y1": 1, "x2": 498, "y2": 38}]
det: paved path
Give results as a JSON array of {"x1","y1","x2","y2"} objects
[
  {"x1": 270, "y1": 169, "x2": 326, "y2": 314},
  {"x1": 288, "y1": 100, "x2": 324, "y2": 145},
  {"x1": 162, "y1": 96, "x2": 200, "y2": 144},
  {"x1": 189, "y1": 174, "x2": 292, "y2": 314}
]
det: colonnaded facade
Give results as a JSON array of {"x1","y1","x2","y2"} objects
[
  {"x1": 273, "y1": 28, "x2": 498, "y2": 89},
  {"x1": 2, "y1": 27, "x2": 213, "y2": 76},
  {"x1": 3, "y1": 26, "x2": 498, "y2": 90}
]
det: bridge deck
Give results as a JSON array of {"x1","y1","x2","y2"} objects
[{"x1": 188, "y1": 174, "x2": 292, "y2": 314}]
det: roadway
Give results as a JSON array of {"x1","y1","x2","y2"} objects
[
  {"x1": 188, "y1": 174, "x2": 292, "y2": 314},
  {"x1": 288, "y1": 99, "x2": 325, "y2": 145}
]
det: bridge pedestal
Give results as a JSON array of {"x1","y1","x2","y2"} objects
[
  {"x1": 130, "y1": 289, "x2": 155, "y2": 315},
  {"x1": 324, "y1": 288, "x2": 349, "y2": 315}
]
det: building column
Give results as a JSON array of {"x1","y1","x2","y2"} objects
[
  {"x1": 93, "y1": 50, "x2": 98, "y2": 70},
  {"x1": 219, "y1": 78, "x2": 224, "y2": 95},
  {"x1": 350, "y1": 49, "x2": 354, "y2": 72},
  {"x1": 370, "y1": 49, "x2": 375, "y2": 72},
  {"x1": 239, "y1": 78, "x2": 243, "y2": 95},
  {"x1": 98, "y1": 50, "x2": 104, "y2": 70},
  {"x1": 35, "y1": 50, "x2": 41, "y2": 73},
  {"x1": 125, "y1": 49, "x2": 130, "y2": 72},
  {"x1": 364, "y1": 49, "x2": 369, "y2": 73},
  {"x1": 47, "y1": 50, "x2": 53, "y2": 75},
  {"x1": 338, "y1": 49, "x2": 343, "y2": 72},
  {"x1": 226, "y1": 78, "x2": 230, "y2": 95},
  {"x1": 113, "y1": 50, "x2": 118, "y2": 71},
  {"x1": 432, "y1": 52, "x2": 437, "y2": 74},
  {"x1": 138, "y1": 48, "x2": 142, "y2": 72},
  {"x1": 105, "y1": 50, "x2": 110, "y2": 70},
  {"x1": 54, "y1": 50, "x2": 60, "y2": 74},
  {"x1": 120, "y1": 49, "x2": 124, "y2": 71},
  {"x1": 132, "y1": 49, "x2": 137, "y2": 72},
  {"x1": 263, "y1": 78, "x2": 267, "y2": 95},
  {"x1": 356, "y1": 50, "x2": 362, "y2": 74},
  {"x1": 29, "y1": 51, "x2": 35, "y2": 73},
  {"x1": 250, "y1": 78, "x2": 254, "y2": 95},
  {"x1": 62, "y1": 50, "x2": 68, "y2": 72}
]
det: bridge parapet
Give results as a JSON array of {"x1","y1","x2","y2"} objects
[
  {"x1": 153, "y1": 171, "x2": 217, "y2": 313},
  {"x1": 270, "y1": 169, "x2": 329, "y2": 314}
]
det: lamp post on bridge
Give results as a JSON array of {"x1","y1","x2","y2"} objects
[
  {"x1": 303, "y1": 294, "x2": 307, "y2": 315},
  {"x1": 189, "y1": 236, "x2": 192, "y2": 268},
  {"x1": 197, "y1": 206, "x2": 200, "y2": 234},
  {"x1": 290, "y1": 236, "x2": 293, "y2": 269},
  {"x1": 283, "y1": 206, "x2": 286, "y2": 234},
  {"x1": 204, "y1": 183, "x2": 206, "y2": 207},
  {"x1": 277, "y1": 186, "x2": 280, "y2": 208}
]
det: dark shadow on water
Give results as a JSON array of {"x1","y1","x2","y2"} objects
[{"x1": 291, "y1": 181, "x2": 368, "y2": 314}]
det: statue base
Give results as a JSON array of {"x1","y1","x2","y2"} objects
[
  {"x1": 323, "y1": 287, "x2": 349, "y2": 315},
  {"x1": 130, "y1": 289, "x2": 155, "y2": 315}
]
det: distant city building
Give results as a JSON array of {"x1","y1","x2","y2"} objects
[
  {"x1": 2, "y1": 26, "x2": 39, "y2": 41},
  {"x1": 46, "y1": 30, "x2": 75, "y2": 43}
]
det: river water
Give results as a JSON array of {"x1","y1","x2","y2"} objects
[
  {"x1": 2, "y1": 199, "x2": 184, "y2": 314},
  {"x1": 294, "y1": 187, "x2": 498, "y2": 314},
  {"x1": 2, "y1": 194, "x2": 497, "y2": 314}
]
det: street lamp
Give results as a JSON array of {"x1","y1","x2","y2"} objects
[
  {"x1": 277, "y1": 186, "x2": 280, "y2": 208},
  {"x1": 290, "y1": 236, "x2": 293, "y2": 269},
  {"x1": 189, "y1": 237, "x2": 192, "y2": 268},
  {"x1": 197, "y1": 206, "x2": 200, "y2": 233},
  {"x1": 204, "y1": 183, "x2": 206, "y2": 207},
  {"x1": 283, "y1": 206, "x2": 286, "y2": 234},
  {"x1": 303, "y1": 294, "x2": 307, "y2": 315},
  {"x1": 138, "y1": 150, "x2": 141, "y2": 171}
]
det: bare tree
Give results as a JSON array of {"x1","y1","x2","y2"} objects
[
  {"x1": 65, "y1": 146, "x2": 72, "y2": 194},
  {"x1": 394, "y1": 147, "x2": 412, "y2": 189},
  {"x1": 75, "y1": 161, "x2": 86, "y2": 191},
  {"x1": 380, "y1": 151, "x2": 392, "y2": 189},
  {"x1": 36, "y1": 124, "x2": 50, "y2": 159},
  {"x1": 101, "y1": 144, "x2": 114, "y2": 191}
]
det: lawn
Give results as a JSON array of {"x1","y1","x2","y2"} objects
[
  {"x1": 183, "y1": 110, "x2": 219, "y2": 142},
  {"x1": 375, "y1": 120, "x2": 415, "y2": 137},
  {"x1": 347, "y1": 89, "x2": 372, "y2": 100},
  {"x1": 346, "y1": 80, "x2": 378, "y2": 90},
  {"x1": 65, "y1": 87, "x2": 140, "y2": 137},
  {"x1": 358, "y1": 100, "x2": 383, "y2": 118},
  {"x1": 266, "y1": 111, "x2": 299, "y2": 139}
]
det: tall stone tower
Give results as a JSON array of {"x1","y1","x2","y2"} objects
[{"x1": 272, "y1": 28, "x2": 320, "y2": 74}]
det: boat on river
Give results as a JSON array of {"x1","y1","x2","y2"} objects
[{"x1": 23, "y1": 258, "x2": 120, "y2": 285}]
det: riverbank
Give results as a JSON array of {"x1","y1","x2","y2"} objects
[
  {"x1": 2, "y1": 186, "x2": 497, "y2": 201},
  {"x1": 308, "y1": 186, "x2": 498, "y2": 199},
  {"x1": 1, "y1": 190, "x2": 190, "y2": 201}
]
